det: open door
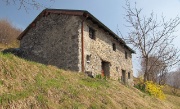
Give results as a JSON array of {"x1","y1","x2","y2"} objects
[{"x1": 101, "y1": 61, "x2": 110, "y2": 78}]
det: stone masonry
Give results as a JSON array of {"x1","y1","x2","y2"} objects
[
  {"x1": 19, "y1": 9, "x2": 135, "y2": 85},
  {"x1": 20, "y1": 14, "x2": 81, "y2": 71},
  {"x1": 83, "y1": 20, "x2": 133, "y2": 85}
]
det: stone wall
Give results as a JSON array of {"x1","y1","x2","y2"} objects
[
  {"x1": 20, "y1": 12, "x2": 134, "y2": 85},
  {"x1": 83, "y1": 20, "x2": 133, "y2": 85},
  {"x1": 20, "y1": 14, "x2": 82, "y2": 71}
]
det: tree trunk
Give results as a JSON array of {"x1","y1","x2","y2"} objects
[
  {"x1": 144, "y1": 73, "x2": 147, "y2": 82},
  {"x1": 144, "y1": 56, "x2": 149, "y2": 82}
]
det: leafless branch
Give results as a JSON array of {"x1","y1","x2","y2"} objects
[
  {"x1": 2, "y1": 0, "x2": 55, "y2": 11},
  {"x1": 123, "y1": 0, "x2": 180, "y2": 82}
]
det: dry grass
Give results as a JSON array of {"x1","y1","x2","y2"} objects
[
  {"x1": 162, "y1": 85, "x2": 180, "y2": 96},
  {"x1": 162, "y1": 85, "x2": 180, "y2": 109},
  {"x1": 0, "y1": 52, "x2": 180, "y2": 109},
  {"x1": 0, "y1": 42, "x2": 19, "y2": 52}
]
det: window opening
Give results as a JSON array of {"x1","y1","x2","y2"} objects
[
  {"x1": 121, "y1": 70, "x2": 126, "y2": 84},
  {"x1": 128, "y1": 72, "x2": 130, "y2": 79},
  {"x1": 113, "y1": 43, "x2": 116, "y2": 51},
  {"x1": 86, "y1": 55, "x2": 91, "y2": 63},
  {"x1": 125, "y1": 51, "x2": 128, "y2": 59},
  {"x1": 89, "y1": 27, "x2": 95, "y2": 39}
]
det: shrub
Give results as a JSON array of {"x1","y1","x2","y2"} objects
[
  {"x1": 95, "y1": 74, "x2": 102, "y2": 79},
  {"x1": 134, "y1": 83, "x2": 145, "y2": 92},
  {"x1": 134, "y1": 78, "x2": 166, "y2": 100},
  {"x1": 145, "y1": 81, "x2": 166, "y2": 100},
  {"x1": 134, "y1": 77, "x2": 146, "y2": 92},
  {"x1": 95, "y1": 74, "x2": 107, "y2": 80}
]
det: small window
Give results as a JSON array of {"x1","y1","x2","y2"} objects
[
  {"x1": 89, "y1": 27, "x2": 95, "y2": 40},
  {"x1": 86, "y1": 55, "x2": 91, "y2": 63},
  {"x1": 128, "y1": 72, "x2": 131, "y2": 79},
  {"x1": 116, "y1": 67, "x2": 119, "y2": 72},
  {"x1": 112, "y1": 43, "x2": 116, "y2": 51},
  {"x1": 125, "y1": 51, "x2": 128, "y2": 59}
]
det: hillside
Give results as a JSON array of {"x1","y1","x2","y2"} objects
[{"x1": 0, "y1": 52, "x2": 180, "y2": 109}]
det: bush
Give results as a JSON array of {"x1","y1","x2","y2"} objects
[
  {"x1": 134, "y1": 77, "x2": 146, "y2": 92},
  {"x1": 145, "y1": 81, "x2": 166, "y2": 100},
  {"x1": 95, "y1": 74, "x2": 107, "y2": 80},
  {"x1": 134, "y1": 78, "x2": 166, "y2": 100},
  {"x1": 95, "y1": 74, "x2": 102, "y2": 79},
  {"x1": 134, "y1": 83, "x2": 146, "y2": 92}
]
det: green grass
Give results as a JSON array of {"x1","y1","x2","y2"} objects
[
  {"x1": 0, "y1": 52, "x2": 180, "y2": 109},
  {"x1": 80, "y1": 78, "x2": 109, "y2": 89}
]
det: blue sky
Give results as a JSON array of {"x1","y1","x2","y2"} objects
[{"x1": 0, "y1": 0, "x2": 180, "y2": 76}]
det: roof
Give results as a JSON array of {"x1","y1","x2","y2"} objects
[{"x1": 17, "y1": 9, "x2": 135, "y2": 53}]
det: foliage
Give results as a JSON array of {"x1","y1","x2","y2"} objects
[
  {"x1": 134, "y1": 77, "x2": 166, "y2": 100},
  {"x1": 145, "y1": 81, "x2": 166, "y2": 100},
  {"x1": 134, "y1": 77, "x2": 146, "y2": 92},
  {"x1": 95, "y1": 74, "x2": 102, "y2": 79},
  {"x1": 95, "y1": 74, "x2": 107, "y2": 80}
]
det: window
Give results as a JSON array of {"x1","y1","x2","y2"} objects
[
  {"x1": 89, "y1": 27, "x2": 95, "y2": 39},
  {"x1": 125, "y1": 51, "x2": 128, "y2": 59},
  {"x1": 128, "y1": 72, "x2": 131, "y2": 79},
  {"x1": 116, "y1": 67, "x2": 119, "y2": 72},
  {"x1": 86, "y1": 55, "x2": 91, "y2": 63},
  {"x1": 112, "y1": 43, "x2": 116, "y2": 51}
]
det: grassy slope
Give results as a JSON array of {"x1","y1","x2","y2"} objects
[
  {"x1": 0, "y1": 53, "x2": 180, "y2": 109},
  {"x1": 163, "y1": 85, "x2": 180, "y2": 108}
]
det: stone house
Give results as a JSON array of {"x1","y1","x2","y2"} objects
[{"x1": 18, "y1": 9, "x2": 135, "y2": 85}]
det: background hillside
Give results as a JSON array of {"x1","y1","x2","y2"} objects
[{"x1": 0, "y1": 51, "x2": 180, "y2": 109}]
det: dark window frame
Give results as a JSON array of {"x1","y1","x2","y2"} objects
[
  {"x1": 86, "y1": 55, "x2": 91, "y2": 63},
  {"x1": 128, "y1": 72, "x2": 131, "y2": 79},
  {"x1": 125, "y1": 51, "x2": 128, "y2": 59},
  {"x1": 89, "y1": 27, "x2": 95, "y2": 40},
  {"x1": 112, "y1": 43, "x2": 116, "y2": 51}
]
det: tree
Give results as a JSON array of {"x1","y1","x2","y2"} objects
[
  {"x1": 2, "y1": 0, "x2": 54, "y2": 11},
  {"x1": 141, "y1": 56, "x2": 167, "y2": 85},
  {"x1": 122, "y1": 1, "x2": 180, "y2": 82},
  {"x1": 167, "y1": 69, "x2": 180, "y2": 95},
  {"x1": 0, "y1": 19, "x2": 22, "y2": 45}
]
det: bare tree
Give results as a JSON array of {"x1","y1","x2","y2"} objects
[
  {"x1": 2, "y1": 0, "x2": 54, "y2": 11},
  {"x1": 137, "y1": 70, "x2": 144, "y2": 78},
  {"x1": 122, "y1": 1, "x2": 180, "y2": 82},
  {"x1": 141, "y1": 56, "x2": 168, "y2": 84},
  {"x1": 0, "y1": 19, "x2": 22, "y2": 45},
  {"x1": 167, "y1": 69, "x2": 180, "y2": 95}
]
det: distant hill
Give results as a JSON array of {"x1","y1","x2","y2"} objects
[{"x1": 0, "y1": 50, "x2": 180, "y2": 108}]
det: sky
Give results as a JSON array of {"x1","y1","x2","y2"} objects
[{"x1": 0, "y1": 0, "x2": 180, "y2": 76}]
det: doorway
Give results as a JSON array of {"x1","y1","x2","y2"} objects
[
  {"x1": 101, "y1": 61, "x2": 110, "y2": 78},
  {"x1": 121, "y1": 70, "x2": 126, "y2": 84}
]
